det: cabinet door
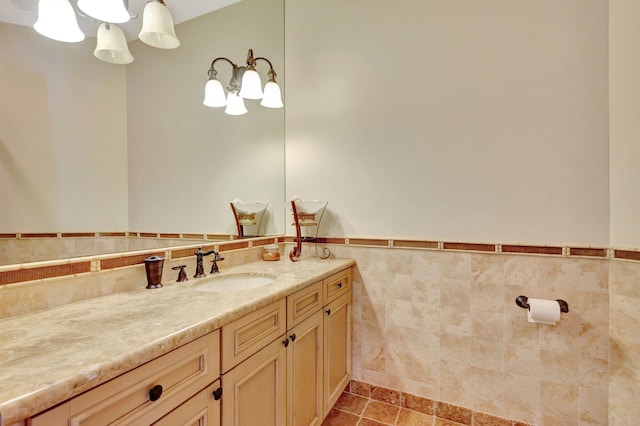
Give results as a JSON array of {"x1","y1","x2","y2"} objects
[
  {"x1": 287, "y1": 311, "x2": 323, "y2": 426},
  {"x1": 221, "y1": 337, "x2": 287, "y2": 426},
  {"x1": 323, "y1": 292, "x2": 352, "y2": 417},
  {"x1": 152, "y1": 380, "x2": 221, "y2": 426}
]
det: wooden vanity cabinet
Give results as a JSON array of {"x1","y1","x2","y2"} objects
[
  {"x1": 29, "y1": 330, "x2": 220, "y2": 426},
  {"x1": 221, "y1": 268, "x2": 352, "y2": 426},
  {"x1": 323, "y1": 292, "x2": 352, "y2": 416},
  {"x1": 287, "y1": 310, "x2": 324, "y2": 426},
  {"x1": 27, "y1": 267, "x2": 351, "y2": 426}
]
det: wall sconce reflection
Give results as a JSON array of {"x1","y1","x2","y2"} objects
[
  {"x1": 203, "y1": 49, "x2": 283, "y2": 116},
  {"x1": 230, "y1": 199, "x2": 268, "y2": 239}
]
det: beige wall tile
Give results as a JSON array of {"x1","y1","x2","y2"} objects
[
  {"x1": 504, "y1": 343, "x2": 541, "y2": 378},
  {"x1": 540, "y1": 381, "x2": 579, "y2": 419},
  {"x1": 540, "y1": 349, "x2": 579, "y2": 385},
  {"x1": 579, "y1": 356, "x2": 609, "y2": 392},
  {"x1": 470, "y1": 253, "x2": 505, "y2": 286},
  {"x1": 579, "y1": 387, "x2": 608, "y2": 425},
  {"x1": 610, "y1": 259, "x2": 640, "y2": 298},
  {"x1": 470, "y1": 338, "x2": 504, "y2": 372}
]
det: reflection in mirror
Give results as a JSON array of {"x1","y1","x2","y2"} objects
[
  {"x1": 0, "y1": 0, "x2": 284, "y2": 266},
  {"x1": 230, "y1": 199, "x2": 269, "y2": 239}
]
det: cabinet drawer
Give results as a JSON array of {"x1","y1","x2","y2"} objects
[
  {"x1": 221, "y1": 299, "x2": 286, "y2": 373},
  {"x1": 287, "y1": 281, "x2": 323, "y2": 328},
  {"x1": 152, "y1": 380, "x2": 220, "y2": 426},
  {"x1": 323, "y1": 269, "x2": 351, "y2": 304},
  {"x1": 30, "y1": 330, "x2": 220, "y2": 426}
]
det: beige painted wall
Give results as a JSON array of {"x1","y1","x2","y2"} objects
[
  {"x1": 285, "y1": 0, "x2": 609, "y2": 247},
  {"x1": 610, "y1": 0, "x2": 640, "y2": 249},
  {"x1": 0, "y1": 23, "x2": 129, "y2": 233},
  {"x1": 609, "y1": 1, "x2": 640, "y2": 423}
]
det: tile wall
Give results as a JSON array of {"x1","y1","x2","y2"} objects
[
  {"x1": 322, "y1": 243, "x2": 611, "y2": 425},
  {"x1": 608, "y1": 259, "x2": 640, "y2": 425}
]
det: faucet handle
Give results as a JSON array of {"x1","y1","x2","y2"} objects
[{"x1": 171, "y1": 265, "x2": 188, "y2": 282}]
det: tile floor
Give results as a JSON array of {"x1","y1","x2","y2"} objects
[{"x1": 321, "y1": 381, "x2": 533, "y2": 426}]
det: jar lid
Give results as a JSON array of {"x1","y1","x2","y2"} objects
[{"x1": 144, "y1": 255, "x2": 164, "y2": 262}]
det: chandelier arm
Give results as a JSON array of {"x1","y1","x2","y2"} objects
[
  {"x1": 254, "y1": 57, "x2": 277, "y2": 80},
  {"x1": 124, "y1": 0, "x2": 138, "y2": 19},
  {"x1": 208, "y1": 57, "x2": 240, "y2": 84}
]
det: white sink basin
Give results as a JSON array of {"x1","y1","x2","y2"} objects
[{"x1": 194, "y1": 274, "x2": 276, "y2": 293}]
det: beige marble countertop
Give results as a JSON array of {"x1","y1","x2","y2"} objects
[{"x1": 0, "y1": 257, "x2": 355, "y2": 425}]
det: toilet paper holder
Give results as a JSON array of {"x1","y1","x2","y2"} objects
[{"x1": 515, "y1": 295, "x2": 569, "y2": 313}]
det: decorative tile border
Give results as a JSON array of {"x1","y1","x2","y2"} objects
[
  {"x1": 301, "y1": 237, "x2": 615, "y2": 260},
  {"x1": 613, "y1": 249, "x2": 640, "y2": 261},
  {"x1": 0, "y1": 236, "x2": 280, "y2": 286},
  {"x1": 443, "y1": 242, "x2": 495, "y2": 252},
  {"x1": 60, "y1": 232, "x2": 96, "y2": 238},
  {"x1": 0, "y1": 231, "x2": 235, "y2": 241},
  {"x1": 0, "y1": 262, "x2": 91, "y2": 286},
  {"x1": 2, "y1": 231, "x2": 639, "y2": 287},
  {"x1": 100, "y1": 252, "x2": 164, "y2": 270}
]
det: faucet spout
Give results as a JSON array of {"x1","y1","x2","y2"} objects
[
  {"x1": 210, "y1": 251, "x2": 225, "y2": 274},
  {"x1": 194, "y1": 247, "x2": 217, "y2": 278}
]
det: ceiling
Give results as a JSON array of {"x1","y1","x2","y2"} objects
[{"x1": 0, "y1": 0, "x2": 241, "y2": 40}]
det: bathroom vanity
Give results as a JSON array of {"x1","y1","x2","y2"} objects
[{"x1": 0, "y1": 258, "x2": 354, "y2": 426}]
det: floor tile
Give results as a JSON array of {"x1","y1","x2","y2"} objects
[
  {"x1": 358, "y1": 418, "x2": 389, "y2": 426},
  {"x1": 335, "y1": 391, "x2": 369, "y2": 415},
  {"x1": 322, "y1": 408, "x2": 361, "y2": 426},
  {"x1": 397, "y1": 408, "x2": 436, "y2": 425},
  {"x1": 362, "y1": 400, "x2": 400, "y2": 424}
]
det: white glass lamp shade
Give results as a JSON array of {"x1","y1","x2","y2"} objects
[
  {"x1": 225, "y1": 93, "x2": 248, "y2": 116},
  {"x1": 94, "y1": 23, "x2": 134, "y2": 64},
  {"x1": 78, "y1": 0, "x2": 130, "y2": 24},
  {"x1": 34, "y1": 0, "x2": 85, "y2": 43},
  {"x1": 138, "y1": 0, "x2": 180, "y2": 49},
  {"x1": 203, "y1": 77, "x2": 227, "y2": 107},
  {"x1": 239, "y1": 69, "x2": 263, "y2": 99},
  {"x1": 260, "y1": 81, "x2": 284, "y2": 108}
]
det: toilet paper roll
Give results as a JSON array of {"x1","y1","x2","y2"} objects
[{"x1": 527, "y1": 298, "x2": 561, "y2": 325}]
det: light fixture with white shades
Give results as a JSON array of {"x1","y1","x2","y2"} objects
[
  {"x1": 138, "y1": 0, "x2": 180, "y2": 49},
  {"x1": 203, "y1": 49, "x2": 283, "y2": 116},
  {"x1": 94, "y1": 22, "x2": 134, "y2": 64},
  {"x1": 32, "y1": 0, "x2": 180, "y2": 65},
  {"x1": 34, "y1": 0, "x2": 85, "y2": 43}
]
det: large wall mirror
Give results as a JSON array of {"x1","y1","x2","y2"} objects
[{"x1": 0, "y1": 0, "x2": 285, "y2": 265}]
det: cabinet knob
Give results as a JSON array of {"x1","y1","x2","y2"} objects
[
  {"x1": 149, "y1": 384, "x2": 163, "y2": 402},
  {"x1": 282, "y1": 338, "x2": 290, "y2": 347},
  {"x1": 212, "y1": 387, "x2": 223, "y2": 401},
  {"x1": 337, "y1": 282, "x2": 343, "y2": 288},
  {"x1": 326, "y1": 309, "x2": 331, "y2": 315},
  {"x1": 289, "y1": 333, "x2": 296, "y2": 342}
]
